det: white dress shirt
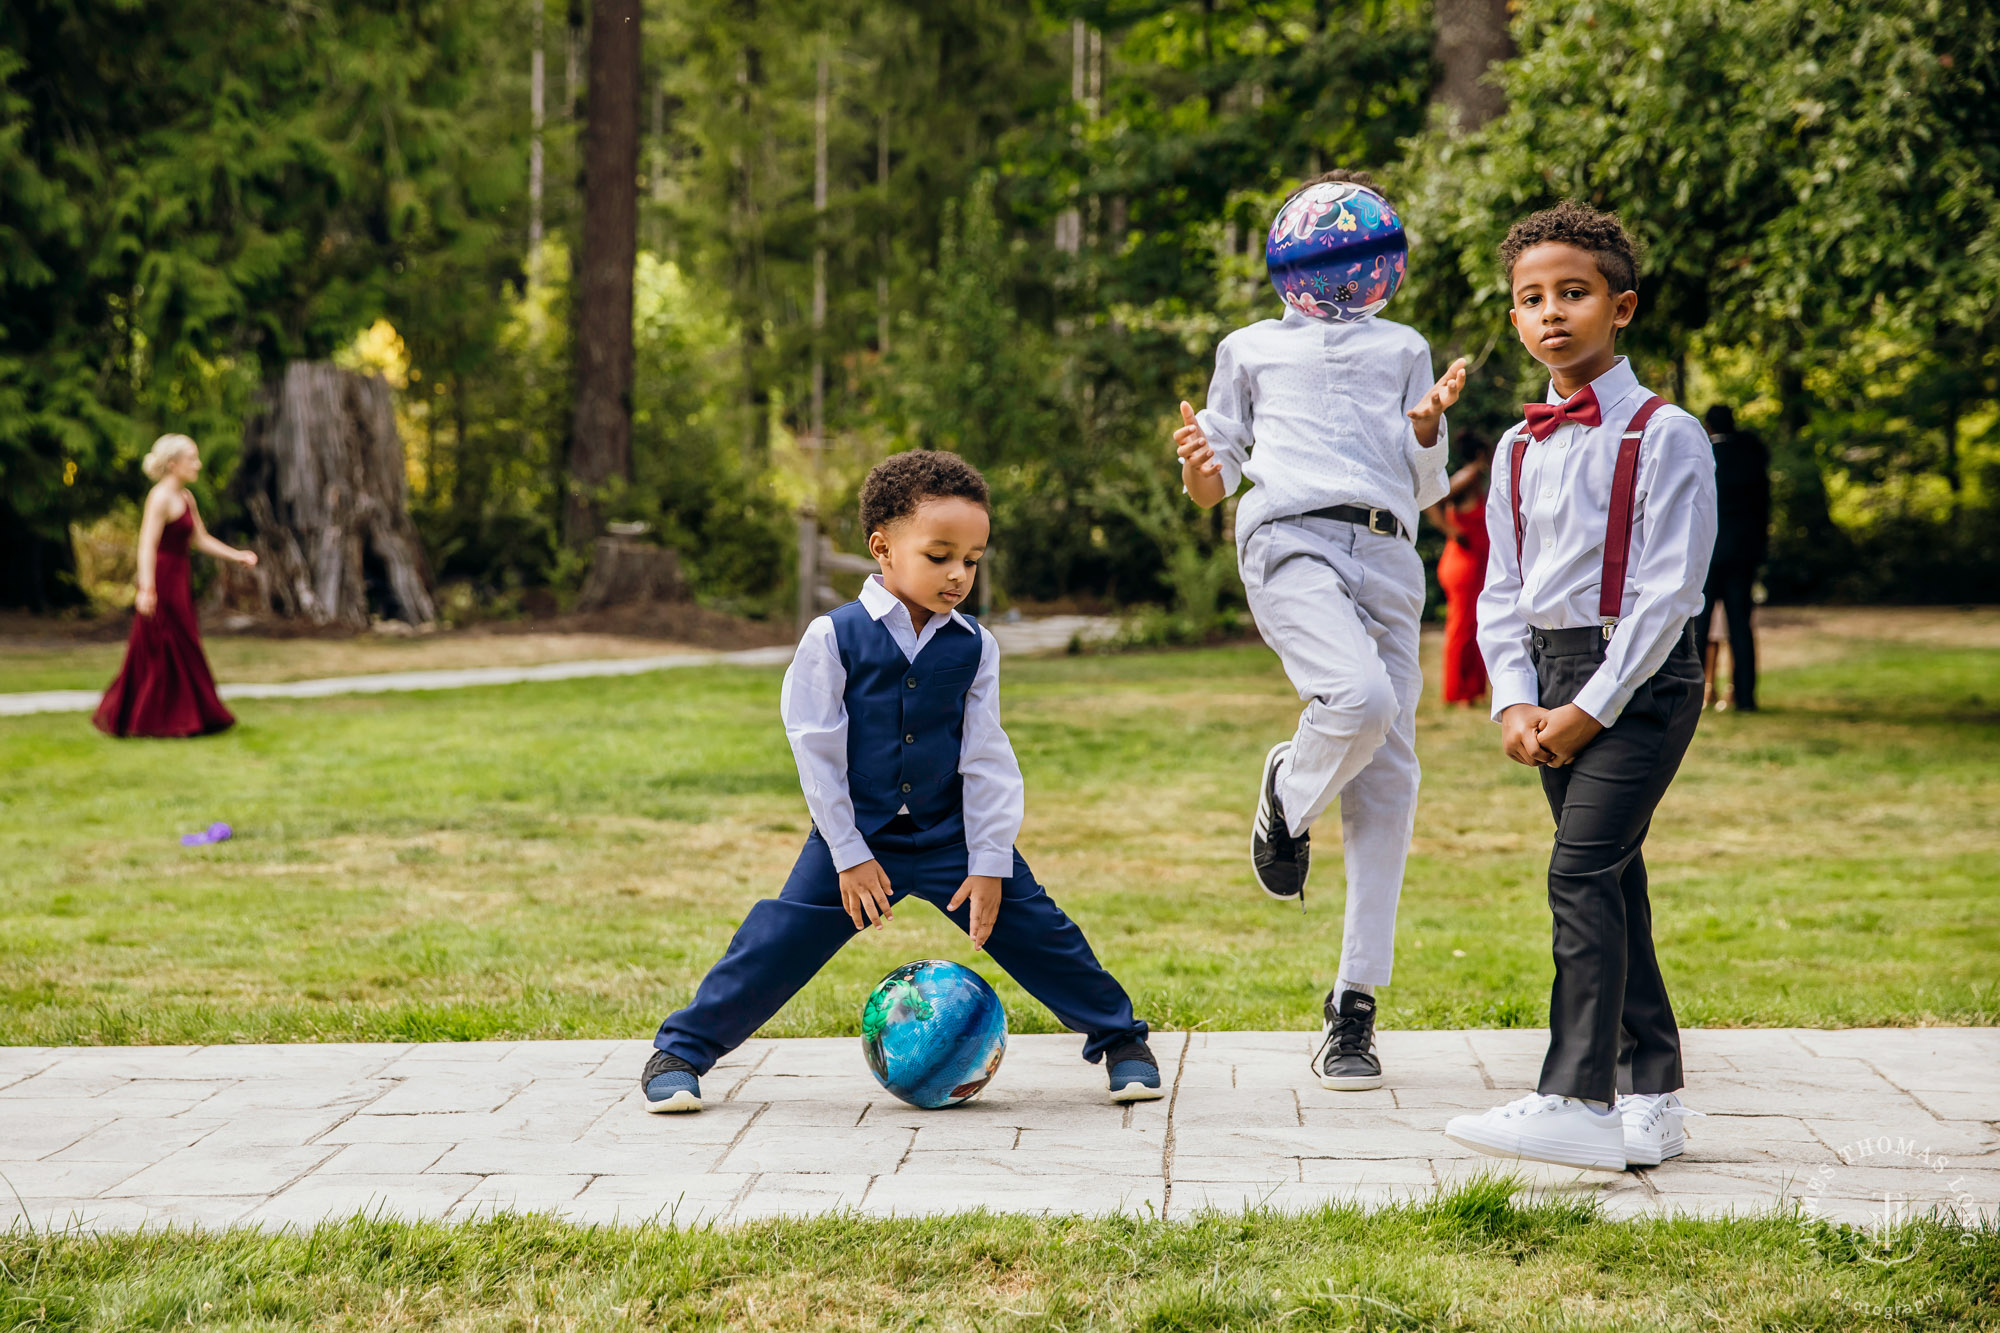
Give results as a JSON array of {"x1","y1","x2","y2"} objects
[
  {"x1": 780, "y1": 574, "x2": 1024, "y2": 879},
  {"x1": 1477, "y1": 357, "x2": 1717, "y2": 727},
  {"x1": 1196, "y1": 307, "x2": 1451, "y2": 547}
]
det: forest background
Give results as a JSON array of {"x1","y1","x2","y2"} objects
[{"x1": 3, "y1": 0, "x2": 1996, "y2": 626}]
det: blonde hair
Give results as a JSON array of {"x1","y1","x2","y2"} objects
[{"x1": 141, "y1": 433, "x2": 198, "y2": 482}]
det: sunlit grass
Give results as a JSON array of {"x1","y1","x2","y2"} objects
[
  {"x1": 4, "y1": 1182, "x2": 1995, "y2": 1331},
  {"x1": 0, "y1": 619, "x2": 1994, "y2": 1045}
]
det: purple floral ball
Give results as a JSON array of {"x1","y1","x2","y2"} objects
[{"x1": 1265, "y1": 182, "x2": 1408, "y2": 323}]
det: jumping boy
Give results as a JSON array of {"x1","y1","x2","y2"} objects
[
  {"x1": 642, "y1": 449, "x2": 1163, "y2": 1112},
  {"x1": 1445, "y1": 201, "x2": 1715, "y2": 1171},
  {"x1": 1174, "y1": 168, "x2": 1467, "y2": 1091}
]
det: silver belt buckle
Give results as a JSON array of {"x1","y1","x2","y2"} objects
[{"x1": 1367, "y1": 508, "x2": 1396, "y2": 537}]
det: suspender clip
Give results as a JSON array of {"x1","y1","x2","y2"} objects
[{"x1": 1601, "y1": 618, "x2": 1618, "y2": 640}]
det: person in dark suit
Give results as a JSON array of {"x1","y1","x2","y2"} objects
[{"x1": 1692, "y1": 405, "x2": 1770, "y2": 712}]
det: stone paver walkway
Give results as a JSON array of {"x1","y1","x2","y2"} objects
[
  {"x1": 3, "y1": 1029, "x2": 1994, "y2": 1233},
  {"x1": 0, "y1": 616, "x2": 1121, "y2": 717}
]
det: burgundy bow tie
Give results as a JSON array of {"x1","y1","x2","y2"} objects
[{"x1": 1522, "y1": 386, "x2": 1602, "y2": 441}]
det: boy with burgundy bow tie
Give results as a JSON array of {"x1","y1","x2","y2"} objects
[{"x1": 1444, "y1": 201, "x2": 1716, "y2": 1173}]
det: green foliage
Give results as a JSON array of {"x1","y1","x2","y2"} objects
[
  {"x1": 8, "y1": 0, "x2": 1997, "y2": 611},
  {"x1": 0, "y1": 0, "x2": 518, "y2": 605},
  {"x1": 1397, "y1": 0, "x2": 2000, "y2": 600}
]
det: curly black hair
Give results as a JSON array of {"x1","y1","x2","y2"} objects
[
  {"x1": 858, "y1": 449, "x2": 990, "y2": 535},
  {"x1": 1281, "y1": 167, "x2": 1389, "y2": 213},
  {"x1": 1499, "y1": 200, "x2": 1640, "y2": 295}
]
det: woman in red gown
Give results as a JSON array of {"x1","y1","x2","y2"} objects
[
  {"x1": 94, "y1": 435, "x2": 259, "y2": 738},
  {"x1": 1427, "y1": 436, "x2": 1492, "y2": 708}
]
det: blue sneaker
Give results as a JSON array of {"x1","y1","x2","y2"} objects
[
  {"x1": 1105, "y1": 1038, "x2": 1165, "y2": 1103},
  {"x1": 641, "y1": 1050, "x2": 702, "y2": 1113}
]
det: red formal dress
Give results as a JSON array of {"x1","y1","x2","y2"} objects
[
  {"x1": 93, "y1": 506, "x2": 235, "y2": 737},
  {"x1": 1436, "y1": 493, "x2": 1490, "y2": 704}
]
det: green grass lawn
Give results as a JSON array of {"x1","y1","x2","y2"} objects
[
  {"x1": 7, "y1": 1183, "x2": 1997, "y2": 1331},
  {"x1": 2, "y1": 615, "x2": 1994, "y2": 1045}
]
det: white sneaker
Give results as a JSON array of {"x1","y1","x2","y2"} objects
[
  {"x1": 1444, "y1": 1093, "x2": 1627, "y2": 1171},
  {"x1": 1617, "y1": 1092, "x2": 1699, "y2": 1167}
]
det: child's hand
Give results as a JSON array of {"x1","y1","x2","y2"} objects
[
  {"x1": 946, "y1": 875, "x2": 1003, "y2": 950},
  {"x1": 1500, "y1": 704, "x2": 1556, "y2": 766},
  {"x1": 839, "y1": 860, "x2": 895, "y2": 930},
  {"x1": 1175, "y1": 401, "x2": 1227, "y2": 509},
  {"x1": 1407, "y1": 357, "x2": 1469, "y2": 450},
  {"x1": 1535, "y1": 704, "x2": 1604, "y2": 768},
  {"x1": 1175, "y1": 401, "x2": 1218, "y2": 476}
]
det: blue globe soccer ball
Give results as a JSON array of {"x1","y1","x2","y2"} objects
[
  {"x1": 1265, "y1": 181, "x2": 1408, "y2": 323},
  {"x1": 861, "y1": 959, "x2": 1007, "y2": 1109}
]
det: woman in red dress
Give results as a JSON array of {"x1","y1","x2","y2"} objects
[
  {"x1": 1427, "y1": 435, "x2": 1492, "y2": 708},
  {"x1": 94, "y1": 435, "x2": 259, "y2": 738}
]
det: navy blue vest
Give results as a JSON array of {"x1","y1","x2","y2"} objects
[{"x1": 828, "y1": 600, "x2": 982, "y2": 837}]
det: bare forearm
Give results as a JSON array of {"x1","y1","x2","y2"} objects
[
  {"x1": 1182, "y1": 462, "x2": 1227, "y2": 509},
  {"x1": 192, "y1": 531, "x2": 242, "y2": 561}
]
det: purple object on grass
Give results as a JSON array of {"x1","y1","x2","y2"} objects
[{"x1": 180, "y1": 822, "x2": 233, "y2": 847}]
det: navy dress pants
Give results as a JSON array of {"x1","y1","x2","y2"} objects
[
  {"x1": 654, "y1": 818, "x2": 1148, "y2": 1074},
  {"x1": 1532, "y1": 626, "x2": 1703, "y2": 1104}
]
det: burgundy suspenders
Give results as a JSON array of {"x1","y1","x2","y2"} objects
[{"x1": 1509, "y1": 394, "x2": 1665, "y2": 638}]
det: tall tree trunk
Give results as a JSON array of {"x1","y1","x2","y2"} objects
[
  {"x1": 566, "y1": 0, "x2": 641, "y2": 549},
  {"x1": 1431, "y1": 0, "x2": 1513, "y2": 131},
  {"x1": 734, "y1": 0, "x2": 769, "y2": 465},
  {"x1": 529, "y1": 0, "x2": 546, "y2": 272},
  {"x1": 876, "y1": 110, "x2": 890, "y2": 354}
]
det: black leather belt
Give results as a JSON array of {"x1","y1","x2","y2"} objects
[
  {"x1": 1530, "y1": 626, "x2": 1611, "y2": 658},
  {"x1": 1532, "y1": 621, "x2": 1698, "y2": 658},
  {"x1": 1303, "y1": 504, "x2": 1408, "y2": 541}
]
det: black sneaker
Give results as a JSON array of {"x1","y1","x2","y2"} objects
[
  {"x1": 1104, "y1": 1038, "x2": 1166, "y2": 1103},
  {"x1": 641, "y1": 1050, "x2": 703, "y2": 1113},
  {"x1": 1313, "y1": 989, "x2": 1383, "y2": 1091},
  {"x1": 1252, "y1": 741, "x2": 1309, "y2": 903}
]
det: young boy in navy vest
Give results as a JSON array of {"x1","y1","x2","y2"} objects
[
  {"x1": 642, "y1": 450, "x2": 1162, "y2": 1111},
  {"x1": 1173, "y1": 168, "x2": 1467, "y2": 1093},
  {"x1": 1444, "y1": 202, "x2": 1715, "y2": 1172}
]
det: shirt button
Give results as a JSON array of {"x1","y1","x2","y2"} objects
[
  {"x1": 1541, "y1": 486, "x2": 1555, "y2": 499},
  {"x1": 1541, "y1": 535, "x2": 1554, "y2": 549},
  {"x1": 905, "y1": 676, "x2": 918, "y2": 689},
  {"x1": 900, "y1": 782, "x2": 913, "y2": 793},
  {"x1": 903, "y1": 733, "x2": 915, "y2": 744}
]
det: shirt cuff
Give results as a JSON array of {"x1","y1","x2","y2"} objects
[
  {"x1": 1571, "y1": 671, "x2": 1632, "y2": 729},
  {"x1": 824, "y1": 829, "x2": 876, "y2": 873},
  {"x1": 1489, "y1": 669, "x2": 1541, "y2": 722},
  {"x1": 966, "y1": 850, "x2": 1016, "y2": 879}
]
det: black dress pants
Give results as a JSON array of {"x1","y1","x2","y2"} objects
[
  {"x1": 1531, "y1": 625, "x2": 1703, "y2": 1103},
  {"x1": 1693, "y1": 560, "x2": 1758, "y2": 710}
]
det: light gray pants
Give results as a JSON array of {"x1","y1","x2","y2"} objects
[{"x1": 1240, "y1": 514, "x2": 1425, "y2": 988}]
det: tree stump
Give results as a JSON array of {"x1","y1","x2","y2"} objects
[
  {"x1": 233, "y1": 362, "x2": 437, "y2": 629},
  {"x1": 576, "y1": 535, "x2": 686, "y2": 610}
]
